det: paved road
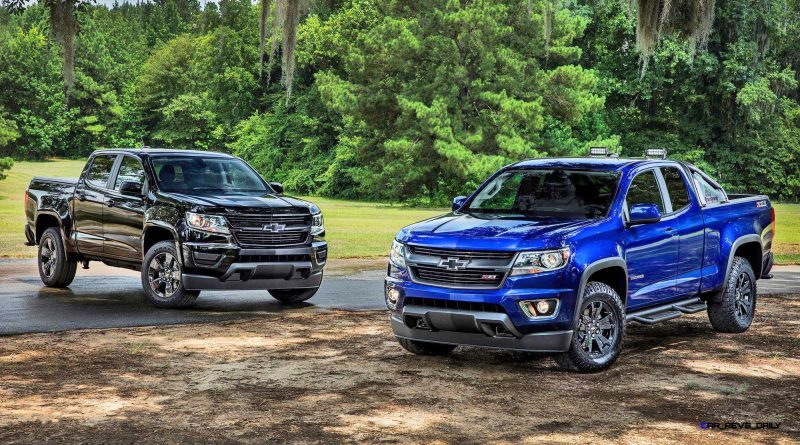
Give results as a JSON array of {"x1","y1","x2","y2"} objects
[
  {"x1": 0, "y1": 260, "x2": 797, "y2": 336},
  {"x1": 0, "y1": 260, "x2": 386, "y2": 335}
]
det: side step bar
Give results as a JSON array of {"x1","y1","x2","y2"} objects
[{"x1": 626, "y1": 297, "x2": 707, "y2": 325}]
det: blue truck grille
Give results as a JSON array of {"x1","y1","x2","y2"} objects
[
  {"x1": 403, "y1": 296, "x2": 505, "y2": 313},
  {"x1": 407, "y1": 245, "x2": 514, "y2": 261},
  {"x1": 410, "y1": 265, "x2": 506, "y2": 288}
]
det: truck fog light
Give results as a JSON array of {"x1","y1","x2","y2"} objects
[
  {"x1": 535, "y1": 300, "x2": 551, "y2": 314},
  {"x1": 384, "y1": 282, "x2": 401, "y2": 310},
  {"x1": 519, "y1": 298, "x2": 560, "y2": 319}
]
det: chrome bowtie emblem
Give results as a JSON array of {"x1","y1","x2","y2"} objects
[
  {"x1": 262, "y1": 223, "x2": 286, "y2": 232},
  {"x1": 438, "y1": 257, "x2": 469, "y2": 270}
]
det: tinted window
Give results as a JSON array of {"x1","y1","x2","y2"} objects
[
  {"x1": 662, "y1": 167, "x2": 690, "y2": 211},
  {"x1": 86, "y1": 155, "x2": 116, "y2": 188},
  {"x1": 151, "y1": 156, "x2": 268, "y2": 195},
  {"x1": 693, "y1": 172, "x2": 726, "y2": 206},
  {"x1": 627, "y1": 170, "x2": 664, "y2": 213},
  {"x1": 467, "y1": 169, "x2": 620, "y2": 218},
  {"x1": 113, "y1": 156, "x2": 146, "y2": 190}
]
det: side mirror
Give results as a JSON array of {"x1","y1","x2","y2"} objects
[
  {"x1": 628, "y1": 203, "x2": 661, "y2": 225},
  {"x1": 269, "y1": 182, "x2": 284, "y2": 194},
  {"x1": 452, "y1": 196, "x2": 467, "y2": 212},
  {"x1": 119, "y1": 181, "x2": 143, "y2": 197}
]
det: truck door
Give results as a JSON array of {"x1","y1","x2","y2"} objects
[
  {"x1": 623, "y1": 169, "x2": 679, "y2": 309},
  {"x1": 73, "y1": 154, "x2": 117, "y2": 254},
  {"x1": 103, "y1": 155, "x2": 147, "y2": 261},
  {"x1": 660, "y1": 166, "x2": 704, "y2": 297}
]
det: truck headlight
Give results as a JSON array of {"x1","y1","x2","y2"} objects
[
  {"x1": 311, "y1": 212, "x2": 324, "y2": 235},
  {"x1": 186, "y1": 212, "x2": 230, "y2": 234},
  {"x1": 389, "y1": 240, "x2": 406, "y2": 268},
  {"x1": 510, "y1": 247, "x2": 570, "y2": 276}
]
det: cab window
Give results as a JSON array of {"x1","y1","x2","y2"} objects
[
  {"x1": 692, "y1": 172, "x2": 726, "y2": 206},
  {"x1": 85, "y1": 155, "x2": 116, "y2": 188},
  {"x1": 661, "y1": 167, "x2": 691, "y2": 212},
  {"x1": 113, "y1": 156, "x2": 146, "y2": 190},
  {"x1": 626, "y1": 170, "x2": 665, "y2": 214}
]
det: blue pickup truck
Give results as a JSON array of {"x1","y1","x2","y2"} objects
[{"x1": 385, "y1": 150, "x2": 775, "y2": 372}]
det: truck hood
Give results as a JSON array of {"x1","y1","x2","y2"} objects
[
  {"x1": 396, "y1": 213, "x2": 597, "y2": 251},
  {"x1": 161, "y1": 192, "x2": 315, "y2": 213}
]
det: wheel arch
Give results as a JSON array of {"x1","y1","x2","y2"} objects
[
  {"x1": 143, "y1": 223, "x2": 178, "y2": 258},
  {"x1": 726, "y1": 235, "x2": 762, "y2": 280},
  {"x1": 35, "y1": 211, "x2": 62, "y2": 244},
  {"x1": 572, "y1": 258, "x2": 628, "y2": 328}
]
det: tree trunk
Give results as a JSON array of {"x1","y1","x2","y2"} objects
[
  {"x1": 258, "y1": 0, "x2": 271, "y2": 80},
  {"x1": 49, "y1": 0, "x2": 78, "y2": 106}
]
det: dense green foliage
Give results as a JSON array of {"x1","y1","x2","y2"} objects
[{"x1": 0, "y1": 0, "x2": 797, "y2": 202}]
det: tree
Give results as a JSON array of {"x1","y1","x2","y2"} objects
[
  {"x1": 257, "y1": 0, "x2": 313, "y2": 105},
  {"x1": 0, "y1": 156, "x2": 12, "y2": 180},
  {"x1": 1, "y1": 0, "x2": 94, "y2": 104}
]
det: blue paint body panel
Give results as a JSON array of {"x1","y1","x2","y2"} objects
[{"x1": 388, "y1": 157, "x2": 774, "y2": 335}]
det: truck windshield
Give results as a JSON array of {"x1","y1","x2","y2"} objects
[
  {"x1": 467, "y1": 169, "x2": 620, "y2": 218},
  {"x1": 151, "y1": 156, "x2": 269, "y2": 195}
]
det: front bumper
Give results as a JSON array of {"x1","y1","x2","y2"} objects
[
  {"x1": 391, "y1": 310, "x2": 572, "y2": 352},
  {"x1": 386, "y1": 268, "x2": 578, "y2": 352},
  {"x1": 181, "y1": 241, "x2": 327, "y2": 291}
]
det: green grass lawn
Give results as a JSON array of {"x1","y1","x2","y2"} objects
[
  {"x1": 773, "y1": 203, "x2": 800, "y2": 264},
  {"x1": 1, "y1": 159, "x2": 798, "y2": 263}
]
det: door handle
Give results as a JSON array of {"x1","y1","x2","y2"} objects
[
  {"x1": 106, "y1": 199, "x2": 116, "y2": 207},
  {"x1": 665, "y1": 227, "x2": 676, "y2": 234},
  {"x1": 77, "y1": 192, "x2": 86, "y2": 201}
]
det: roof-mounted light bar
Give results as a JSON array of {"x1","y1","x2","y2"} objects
[
  {"x1": 644, "y1": 148, "x2": 668, "y2": 159},
  {"x1": 589, "y1": 147, "x2": 609, "y2": 158}
]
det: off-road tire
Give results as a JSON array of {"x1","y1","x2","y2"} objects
[
  {"x1": 268, "y1": 286, "x2": 320, "y2": 304},
  {"x1": 707, "y1": 256, "x2": 756, "y2": 333},
  {"x1": 37, "y1": 227, "x2": 78, "y2": 288},
  {"x1": 397, "y1": 338, "x2": 457, "y2": 356},
  {"x1": 141, "y1": 241, "x2": 199, "y2": 308},
  {"x1": 555, "y1": 282, "x2": 625, "y2": 373}
]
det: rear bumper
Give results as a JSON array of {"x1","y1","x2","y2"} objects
[
  {"x1": 181, "y1": 241, "x2": 326, "y2": 291},
  {"x1": 391, "y1": 307, "x2": 573, "y2": 353}
]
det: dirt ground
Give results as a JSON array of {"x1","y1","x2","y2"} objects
[{"x1": 1, "y1": 295, "x2": 799, "y2": 444}]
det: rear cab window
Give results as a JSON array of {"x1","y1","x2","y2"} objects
[{"x1": 692, "y1": 171, "x2": 727, "y2": 206}]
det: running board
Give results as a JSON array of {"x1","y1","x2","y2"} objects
[{"x1": 626, "y1": 297, "x2": 707, "y2": 325}]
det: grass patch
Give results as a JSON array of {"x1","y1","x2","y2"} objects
[
  {"x1": 773, "y1": 203, "x2": 800, "y2": 265},
  {"x1": 0, "y1": 159, "x2": 85, "y2": 258},
  {"x1": 0, "y1": 159, "x2": 797, "y2": 262}
]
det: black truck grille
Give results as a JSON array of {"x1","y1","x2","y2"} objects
[
  {"x1": 233, "y1": 231, "x2": 308, "y2": 247},
  {"x1": 403, "y1": 297, "x2": 505, "y2": 313},
  {"x1": 410, "y1": 265, "x2": 506, "y2": 288},
  {"x1": 226, "y1": 213, "x2": 311, "y2": 228},
  {"x1": 408, "y1": 245, "x2": 515, "y2": 261}
]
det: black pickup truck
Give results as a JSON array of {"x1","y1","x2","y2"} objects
[{"x1": 24, "y1": 149, "x2": 328, "y2": 308}]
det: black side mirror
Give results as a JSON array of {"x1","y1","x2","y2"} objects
[
  {"x1": 452, "y1": 196, "x2": 467, "y2": 212},
  {"x1": 269, "y1": 182, "x2": 284, "y2": 194},
  {"x1": 119, "y1": 181, "x2": 144, "y2": 197}
]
